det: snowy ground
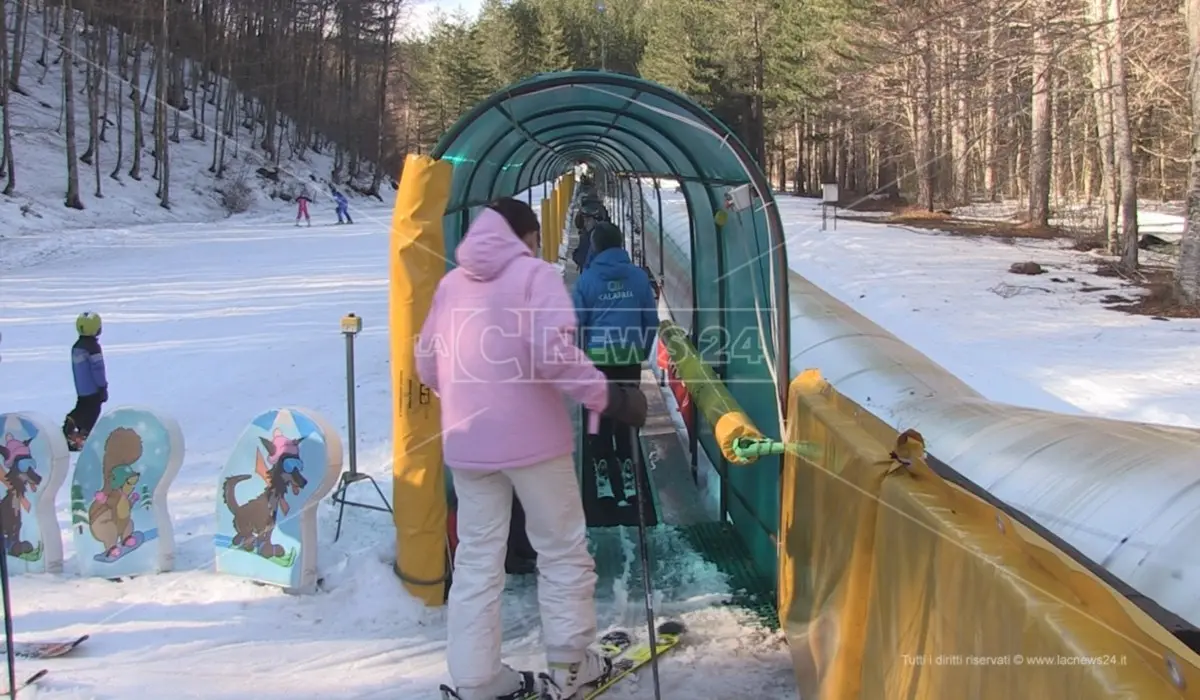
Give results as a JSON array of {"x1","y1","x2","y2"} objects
[
  {"x1": 778, "y1": 195, "x2": 1200, "y2": 428},
  {"x1": 0, "y1": 200, "x2": 795, "y2": 698},
  {"x1": 953, "y1": 198, "x2": 1186, "y2": 242},
  {"x1": 644, "y1": 190, "x2": 1200, "y2": 428}
]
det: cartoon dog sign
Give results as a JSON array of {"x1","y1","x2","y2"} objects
[
  {"x1": 214, "y1": 408, "x2": 341, "y2": 592},
  {"x1": 0, "y1": 414, "x2": 68, "y2": 574}
]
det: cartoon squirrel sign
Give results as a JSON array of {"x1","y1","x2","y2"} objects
[
  {"x1": 71, "y1": 407, "x2": 185, "y2": 578},
  {"x1": 88, "y1": 428, "x2": 143, "y2": 559}
]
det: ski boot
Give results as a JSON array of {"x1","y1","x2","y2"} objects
[
  {"x1": 62, "y1": 417, "x2": 86, "y2": 452},
  {"x1": 538, "y1": 648, "x2": 615, "y2": 700},
  {"x1": 593, "y1": 458, "x2": 615, "y2": 500},
  {"x1": 617, "y1": 458, "x2": 637, "y2": 508},
  {"x1": 438, "y1": 669, "x2": 538, "y2": 700}
]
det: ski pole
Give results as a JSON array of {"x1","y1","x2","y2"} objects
[
  {"x1": 628, "y1": 423, "x2": 663, "y2": 700},
  {"x1": 0, "y1": 539, "x2": 15, "y2": 700}
]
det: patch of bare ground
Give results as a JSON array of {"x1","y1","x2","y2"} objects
[
  {"x1": 1092, "y1": 262, "x2": 1200, "y2": 320},
  {"x1": 842, "y1": 197, "x2": 1082, "y2": 242}
]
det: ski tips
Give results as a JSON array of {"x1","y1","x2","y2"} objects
[{"x1": 656, "y1": 620, "x2": 686, "y2": 636}]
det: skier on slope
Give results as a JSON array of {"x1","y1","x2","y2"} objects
[
  {"x1": 331, "y1": 187, "x2": 353, "y2": 224},
  {"x1": 295, "y1": 193, "x2": 311, "y2": 227},
  {"x1": 416, "y1": 197, "x2": 648, "y2": 700},
  {"x1": 572, "y1": 222, "x2": 659, "y2": 507}
]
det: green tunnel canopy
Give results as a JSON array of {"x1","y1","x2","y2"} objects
[{"x1": 430, "y1": 70, "x2": 792, "y2": 580}]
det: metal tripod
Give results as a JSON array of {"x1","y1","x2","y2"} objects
[{"x1": 331, "y1": 315, "x2": 392, "y2": 542}]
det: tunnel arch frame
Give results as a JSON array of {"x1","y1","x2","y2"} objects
[{"x1": 429, "y1": 71, "x2": 791, "y2": 415}]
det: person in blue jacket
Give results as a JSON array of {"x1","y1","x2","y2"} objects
[
  {"x1": 572, "y1": 222, "x2": 658, "y2": 506},
  {"x1": 332, "y1": 188, "x2": 353, "y2": 224},
  {"x1": 63, "y1": 312, "x2": 109, "y2": 451}
]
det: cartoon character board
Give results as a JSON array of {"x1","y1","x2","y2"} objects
[
  {"x1": 214, "y1": 408, "x2": 341, "y2": 592},
  {"x1": 70, "y1": 407, "x2": 185, "y2": 578},
  {"x1": 0, "y1": 414, "x2": 69, "y2": 574}
]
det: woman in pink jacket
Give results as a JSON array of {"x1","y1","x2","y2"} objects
[{"x1": 418, "y1": 197, "x2": 647, "y2": 700}]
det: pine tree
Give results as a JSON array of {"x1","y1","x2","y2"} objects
[
  {"x1": 508, "y1": 0, "x2": 548, "y2": 80},
  {"x1": 475, "y1": 0, "x2": 515, "y2": 88},
  {"x1": 641, "y1": 0, "x2": 701, "y2": 93},
  {"x1": 537, "y1": 3, "x2": 571, "y2": 72}
]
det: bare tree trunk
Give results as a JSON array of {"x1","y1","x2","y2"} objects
[
  {"x1": 9, "y1": 0, "x2": 28, "y2": 93},
  {"x1": 99, "y1": 25, "x2": 110, "y2": 143},
  {"x1": 37, "y1": 3, "x2": 50, "y2": 68},
  {"x1": 62, "y1": 1, "x2": 83, "y2": 209},
  {"x1": 156, "y1": 0, "x2": 171, "y2": 209},
  {"x1": 88, "y1": 24, "x2": 101, "y2": 198},
  {"x1": 111, "y1": 33, "x2": 125, "y2": 180},
  {"x1": 1106, "y1": 0, "x2": 1138, "y2": 269},
  {"x1": 951, "y1": 17, "x2": 970, "y2": 206},
  {"x1": 1028, "y1": 18, "x2": 1053, "y2": 227},
  {"x1": 915, "y1": 29, "x2": 935, "y2": 211},
  {"x1": 130, "y1": 42, "x2": 143, "y2": 180},
  {"x1": 0, "y1": 0, "x2": 15, "y2": 194},
  {"x1": 1179, "y1": 0, "x2": 1200, "y2": 304}
]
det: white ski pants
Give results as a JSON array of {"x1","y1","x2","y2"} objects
[{"x1": 447, "y1": 452, "x2": 598, "y2": 692}]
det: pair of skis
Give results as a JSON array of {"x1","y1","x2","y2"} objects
[{"x1": 438, "y1": 621, "x2": 685, "y2": 700}]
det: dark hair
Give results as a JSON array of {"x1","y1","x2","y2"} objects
[
  {"x1": 590, "y1": 222, "x2": 624, "y2": 253},
  {"x1": 488, "y1": 197, "x2": 540, "y2": 238}
]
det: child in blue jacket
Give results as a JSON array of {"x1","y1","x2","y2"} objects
[
  {"x1": 332, "y1": 188, "x2": 353, "y2": 224},
  {"x1": 572, "y1": 222, "x2": 658, "y2": 506},
  {"x1": 63, "y1": 312, "x2": 108, "y2": 451}
]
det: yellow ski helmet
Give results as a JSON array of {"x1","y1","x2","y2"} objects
[{"x1": 76, "y1": 312, "x2": 102, "y2": 337}]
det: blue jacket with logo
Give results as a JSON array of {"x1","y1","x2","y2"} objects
[
  {"x1": 572, "y1": 248, "x2": 659, "y2": 366},
  {"x1": 71, "y1": 336, "x2": 108, "y2": 397}
]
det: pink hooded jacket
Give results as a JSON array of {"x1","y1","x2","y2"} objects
[{"x1": 416, "y1": 208, "x2": 609, "y2": 471}]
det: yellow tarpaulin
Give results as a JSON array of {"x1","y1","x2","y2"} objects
[
  {"x1": 779, "y1": 368, "x2": 1200, "y2": 699},
  {"x1": 389, "y1": 154, "x2": 453, "y2": 606}
]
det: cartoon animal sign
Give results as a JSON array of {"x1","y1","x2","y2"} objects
[
  {"x1": 71, "y1": 407, "x2": 185, "y2": 578},
  {"x1": 214, "y1": 408, "x2": 341, "y2": 592},
  {"x1": 0, "y1": 414, "x2": 68, "y2": 574}
]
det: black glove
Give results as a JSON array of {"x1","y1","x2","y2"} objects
[
  {"x1": 603, "y1": 383, "x2": 647, "y2": 428},
  {"x1": 99, "y1": 386, "x2": 108, "y2": 403}
]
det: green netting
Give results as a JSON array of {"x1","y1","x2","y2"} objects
[{"x1": 430, "y1": 70, "x2": 790, "y2": 587}]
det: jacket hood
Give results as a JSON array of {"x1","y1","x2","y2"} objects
[
  {"x1": 455, "y1": 208, "x2": 532, "y2": 282},
  {"x1": 588, "y1": 247, "x2": 632, "y2": 274}
]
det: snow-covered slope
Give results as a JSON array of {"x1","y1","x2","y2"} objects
[{"x1": 0, "y1": 12, "x2": 384, "y2": 271}]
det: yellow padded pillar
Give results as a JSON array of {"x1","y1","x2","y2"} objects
[
  {"x1": 389, "y1": 153, "x2": 453, "y2": 606},
  {"x1": 548, "y1": 187, "x2": 560, "y2": 261},
  {"x1": 555, "y1": 182, "x2": 568, "y2": 243},
  {"x1": 541, "y1": 197, "x2": 553, "y2": 261}
]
